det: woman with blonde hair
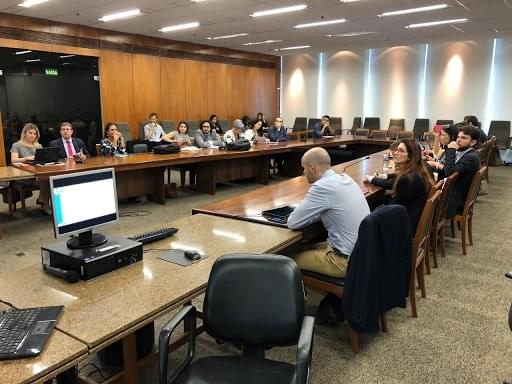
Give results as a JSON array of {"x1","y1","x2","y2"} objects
[{"x1": 10, "y1": 123, "x2": 51, "y2": 215}]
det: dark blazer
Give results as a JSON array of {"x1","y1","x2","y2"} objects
[
  {"x1": 49, "y1": 137, "x2": 89, "y2": 159},
  {"x1": 444, "y1": 148, "x2": 480, "y2": 218},
  {"x1": 343, "y1": 205, "x2": 412, "y2": 333},
  {"x1": 267, "y1": 126, "x2": 288, "y2": 142},
  {"x1": 371, "y1": 172, "x2": 429, "y2": 232}
]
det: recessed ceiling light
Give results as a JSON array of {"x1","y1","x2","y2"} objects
[
  {"x1": 294, "y1": 19, "x2": 346, "y2": 28},
  {"x1": 99, "y1": 9, "x2": 141, "y2": 22},
  {"x1": 275, "y1": 45, "x2": 311, "y2": 51},
  {"x1": 18, "y1": 0, "x2": 50, "y2": 7},
  {"x1": 340, "y1": 0, "x2": 359, "y2": 2},
  {"x1": 206, "y1": 33, "x2": 248, "y2": 40},
  {"x1": 15, "y1": 50, "x2": 32, "y2": 55},
  {"x1": 406, "y1": 18, "x2": 468, "y2": 28},
  {"x1": 59, "y1": 54, "x2": 75, "y2": 59},
  {"x1": 243, "y1": 40, "x2": 283, "y2": 46},
  {"x1": 251, "y1": 4, "x2": 307, "y2": 17},
  {"x1": 191, "y1": 0, "x2": 207, "y2": 2},
  {"x1": 379, "y1": 4, "x2": 448, "y2": 17},
  {"x1": 159, "y1": 22, "x2": 200, "y2": 32},
  {"x1": 25, "y1": 59, "x2": 41, "y2": 62},
  {"x1": 326, "y1": 31, "x2": 376, "y2": 37}
]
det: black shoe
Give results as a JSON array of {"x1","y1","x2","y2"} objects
[
  {"x1": 327, "y1": 293, "x2": 345, "y2": 322},
  {"x1": 315, "y1": 297, "x2": 332, "y2": 325}
]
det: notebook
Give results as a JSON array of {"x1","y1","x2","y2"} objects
[
  {"x1": 26, "y1": 147, "x2": 61, "y2": 165},
  {"x1": 261, "y1": 205, "x2": 295, "y2": 224}
]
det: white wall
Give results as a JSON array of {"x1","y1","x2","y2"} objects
[{"x1": 281, "y1": 37, "x2": 512, "y2": 132}]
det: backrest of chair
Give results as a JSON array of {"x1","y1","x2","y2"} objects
[
  {"x1": 388, "y1": 118, "x2": 405, "y2": 139},
  {"x1": 204, "y1": 254, "x2": 305, "y2": 347},
  {"x1": 218, "y1": 119, "x2": 229, "y2": 130},
  {"x1": 355, "y1": 128, "x2": 369, "y2": 137},
  {"x1": 436, "y1": 119, "x2": 454, "y2": 126},
  {"x1": 115, "y1": 122, "x2": 132, "y2": 141},
  {"x1": 330, "y1": 117, "x2": 342, "y2": 134},
  {"x1": 133, "y1": 143, "x2": 148, "y2": 153},
  {"x1": 371, "y1": 129, "x2": 387, "y2": 139},
  {"x1": 293, "y1": 117, "x2": 307, "y2": 132},
  {"x1": 412, "y1": 190, "x2": 441, "y2": 266},
  {"x1": 462, "y1": 167, "x2": 486, "y2": 216},
  {"x1": 488, "y1": 120, "x2": 510, "y2": 149},
  {"x1": 363, "y1": 117, "x2": 380, "y2": 131},
  {"x1": 413, "y1": 118, "x2": 429, "y2": 139},
  {"x1": 186, "y1": 120, "x2": 200, "y2": 134},
  {"x1": 352, "y1": 117, "x2": 362, "y2": 132},
  {"x1": 161, "y1": 120, "x2": 175, "y2": 133},
  {"x1": 307, "y1": 118, "x2": 321, "y2": 130},
  {"x1": 432, "y1": 173, "x2": 458, "y2": 227},
  {"x1": 397, "y1": 131, "x2": 414, "y2": 139}
]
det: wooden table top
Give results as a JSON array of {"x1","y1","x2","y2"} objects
[
  {"x1": 0, "y1": 166, "x2": 36, "y2": 182},
  {"x1": 0, "y1": 214, "x2": 300, "y2": 350},
  {"x1": 193, "y1": 152, "x2": 389, "y2": 227},
  {"x1": 0, "y1": 303, "x2": 87, "y2": 384},
  {"x1": 12, "y1": 135, "x2": 393, "y2": 177}
]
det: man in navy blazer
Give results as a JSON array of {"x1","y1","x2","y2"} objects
[{"x1": 49, "y1": 121, "x2": 88, "y2": 161}]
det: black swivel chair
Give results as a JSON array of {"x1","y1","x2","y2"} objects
[
  {"x1": 159, "y1": 254, "x2": 315, "y2": 384},
  {"x1": 307, "y1": 118, "x2": 321, "y2": 131},
  {"x1": 435, "y1": 119, "x2": 454, "y2": 126},
  {"x1": 350, "y1": 117, "x2": 362, "y2": 134},
  {"x1": 488, "y1": 120, "x2": 511, "y2": 150},
  {"x1": 363, "y1": 117, "x2": 380, "y2": 133},
  {"x1": 292, "y1": 117, "x2": 307, "y2": 132},
  {"x1": 413, "y1": 119, "x2": 429, "y2": 140}
]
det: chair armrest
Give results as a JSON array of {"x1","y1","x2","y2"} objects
[
  {"x1": 159, "y1": 305, "x2": 197, "y2": 384},
  {"x1": 296, "y1": 316, "x2": 315, "y2": 384}
]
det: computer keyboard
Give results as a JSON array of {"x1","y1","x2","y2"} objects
[
  {"x1": 128, "y1": 227, "x2": 178, "y2": 244},
  {"x1": 0, "y1": 308, "x2": 41, "y2": 355}
]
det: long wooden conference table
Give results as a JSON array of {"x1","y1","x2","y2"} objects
[
  {"x1": 12, "y1": 135, "x2": 392, "y2": 200},
  {"x1": 193, "y1": 153, "x2": 389, "y2": 227},
  {"x1": 0, "y1": 214, "x2": 301, "y2": 384}
]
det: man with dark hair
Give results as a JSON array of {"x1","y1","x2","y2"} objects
[
  {"x1": 463, "y1": 115, "x2": 488, "y2": 144},
  {"x1": 144, "y1": 112, "x2": 171, "y2": 143},
  {"x1": 444, "y1": 125, "x2": 481, "y2": 218},
  {"x1": 49, "y1": 121, "x2": 88, "y2": 160},
  {"x1": 313, "y1": 115, "x2": 334, "y2": 138}
]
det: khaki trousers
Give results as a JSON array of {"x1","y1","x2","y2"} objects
[{"x1": 293, "y1": 242, "x2": 348, "y2": 278}]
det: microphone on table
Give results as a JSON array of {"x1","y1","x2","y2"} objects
[
  {"x1": 342, "y1": 156, "x2": 370, "y2": 173},
  {"x1": 43, "y1": 265, "x2": 80, "y2": 284}
]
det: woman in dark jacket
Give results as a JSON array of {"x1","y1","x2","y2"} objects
[{"x1": 367, "y1": 139, "x2": 434, "y2": 232}]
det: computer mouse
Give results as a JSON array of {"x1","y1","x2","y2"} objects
[{"x1": 184, "y1": 250, "x2": 201, "y2": 261}]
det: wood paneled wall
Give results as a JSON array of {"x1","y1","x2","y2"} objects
[{"x1": 99, "y1": 53, "x2": 278, "y2": 137}]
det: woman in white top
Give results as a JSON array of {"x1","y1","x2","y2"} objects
[
  {"x1": 10, "y1": 123, "x2": 51, "y2": 214},
  {"x1": 244, "y1": 119, "x2": 269, "y2": 144}
]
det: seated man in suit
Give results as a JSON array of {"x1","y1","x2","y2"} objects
[
  {"x1": 313, "y1": 115, "x2": 335, "y2": 138},
  {"x1": 268, "y1": 117, "x2": 288, "y2": 142},
  {"x1": 444, "y1": 125, "x2": 481, "y2": 218},
  {"x1": 49, "y1": 121, "x2": 88, "y2": 161},
  {"x1": 194, "y1": 120, "x2": 223, "y2": 148},
  {"x1": 223, "y1": 119, "x2": 245, "y2": 144},
  {"x1": 287, "y1": 147, "x2": 370, "y2": 323}
]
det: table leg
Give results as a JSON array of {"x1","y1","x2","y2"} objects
[{"x1": 122, "y1": 332, "x2": 138, "y2": 384}]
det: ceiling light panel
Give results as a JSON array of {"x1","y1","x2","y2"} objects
[
  {"x1": 243, "y1": 40, "x2": 282, "y2": 46},
  {"x1": 295, "y1": 19, "x2": 346, "y2": 28},
  {"x1": 18, "y1": 0, "x2": 50, "y2": 7},
  {"x1": 275, "y1": 45, "x2": 311, "y2": 51},
  {"x1": 159, "y1": 22, "x2": 200, "y2": 32},
  {"x1": 379, "y1": 4, "x2": 448, "y2": 17},
  {"x1": 251, "y1": 4, "x2": 307, "y2": 17},
  {"x1": 406, "y1": 18, "x2": 468, "y2": 28},
  {"x1": 99, "y1": 9, "x2": 141, "y2": 22},
  {"x1": 15, "y1": 50, "x2": 32, "y2": 55},
  {"x1": 206, "y1": 33, "x2": 248, "y2": 40}
]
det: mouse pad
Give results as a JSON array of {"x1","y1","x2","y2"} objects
[{"x1": 157, "y1": 249, "x2": 207, "y2": 266}]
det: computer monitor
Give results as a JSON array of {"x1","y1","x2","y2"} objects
[{"x1": 49, "y1": 168, "x2": 119, "y2": 249}]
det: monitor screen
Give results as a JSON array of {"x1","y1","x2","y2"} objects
[{"x1": 50, "y1": 168, "x2": 118, "y2": 239}]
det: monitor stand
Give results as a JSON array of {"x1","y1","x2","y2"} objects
[{"x1": 67, "y1": 230, "x2": 107, "y2": 250}]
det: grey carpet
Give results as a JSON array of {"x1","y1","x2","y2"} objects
[{"x1": 1, "y1": 168, "x2": 511, "y2": 383}]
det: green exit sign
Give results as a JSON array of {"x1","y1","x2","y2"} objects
[{"x1": 45, "y1": 68, "x2": 58, "y2": 76}]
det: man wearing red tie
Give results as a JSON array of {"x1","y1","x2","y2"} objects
[{"x1": 49, "y1": 121, "x2": 88, "y2": 161}]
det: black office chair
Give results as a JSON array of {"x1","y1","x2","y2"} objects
[
  {"x1": 363, "y1": 117, "x2": 380, "y2": 132},
  {"x1": 307, "y1": 118, "x2": 321, "y2": 131},
  {"x1": 350, "y1": 117, "x2": 362, "y2": 134},
  {"x1": 292, "y1": 117, "x2": 307, "y2": 132},
  {"x1": 413, "y1": 118, "x2": 429, "y2": 140},
  {"x1": 435, "y1": 119, "x2": 454, "y2": 126},
  {"x1": 159, "y1": 254, "x2": 315, "y2": 384},
  {"x1": 488, "y1": 120, "x2": 511, "y2": 149}
]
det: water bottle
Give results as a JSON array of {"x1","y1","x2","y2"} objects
[{"x1": 383, "y1": 153, "x2": 389, "y2": 171}]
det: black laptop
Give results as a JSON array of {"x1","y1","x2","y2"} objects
[
  {"x1": 26, "y1": 147, "x2": 61, "y2": 165},
  {"x1": 0, "y1": 305, "x2": 64, "y2": 360},
  {"x1": 262, "y1": 205, "x2": 295, "y2": 224}
]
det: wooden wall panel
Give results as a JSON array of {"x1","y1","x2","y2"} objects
[
  {"x1": 160, "y1": 58, "x2": 186, "y2": 123},
  {"x1": 99, "y1": 50, "x2": 135, "y2": 136},
  {"x1": 132, "y1": 54, "x2": 162, "y2": 133},
  {"x1": 226, "y1": 65, "x2": 245, "y2": 121},
  {"x1": 185, "y1": 61, "x2": 208, "y2": 120},
  {"x1": 244, "y1": 67, "x2": 261, "y2": 118},
  {"x1": 260, "y1": 68, "x2": 277, "y2": 121},
  {"x1": 206, "y1": 63, "x2": 227, "y2": 120}
]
